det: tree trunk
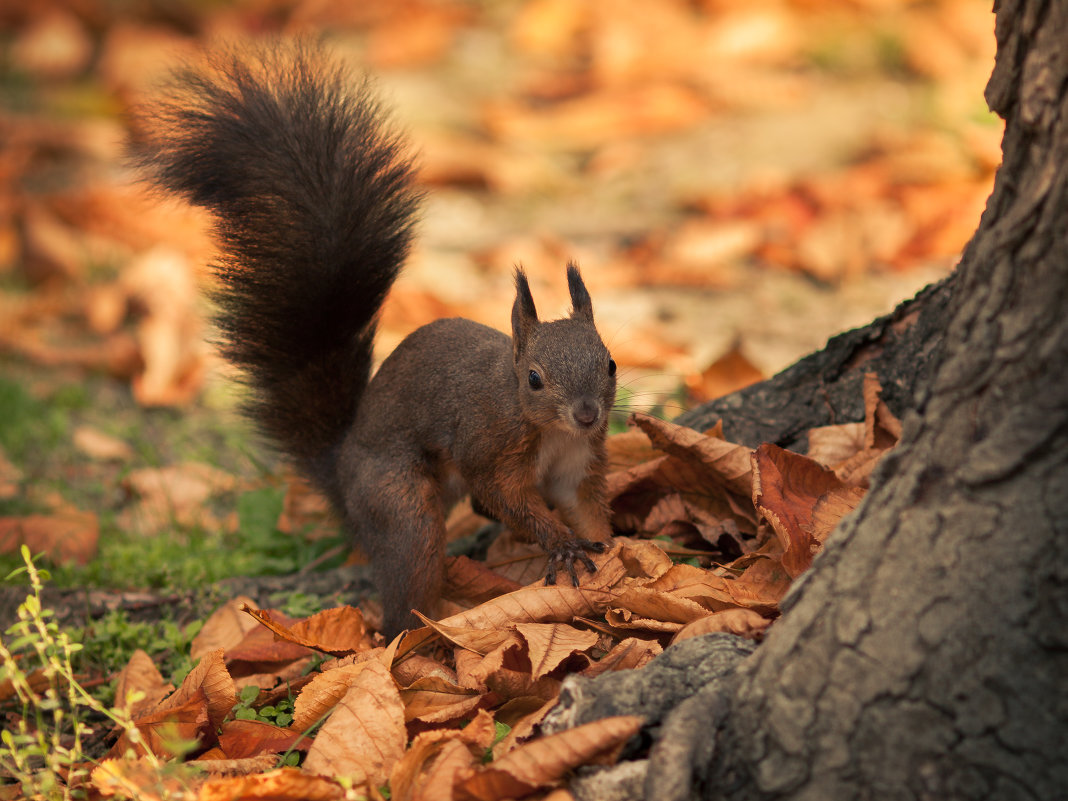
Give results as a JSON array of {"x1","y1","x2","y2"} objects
[{"x1": 567, "y1": 2, "x2": 1068, "y2": 799}]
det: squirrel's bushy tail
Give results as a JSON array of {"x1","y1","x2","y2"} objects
[{"x1": 135, "y1": 42, "x2": 420, "y2": 498}]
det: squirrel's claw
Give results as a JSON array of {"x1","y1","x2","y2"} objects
[{"x1": 544, "y1": 539, "x2": 607, "y2": 586}]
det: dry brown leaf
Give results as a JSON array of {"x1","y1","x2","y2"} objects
[
  {"x1": 399, "y1": 675, "x2": 484, "y2": 723},
  {"x1": 686, "y1": 340, "x2": 765, "y2": 403},
  {"x1": 453, "y1": 636, "x2": 524, "y2": 692},
  {"x1": 160, "y1": 648, "x2": 235, "y2": 733},
  {"x1": 291, "y1": 662, "x2": 375, "y2": 733},
  {"x1": 436, "y1": 585, "x2": 620, "y2": 631},
  {"x1": 752, "y1": 443, "x2": 866, "y2": 577},
  {"x1": 303, "y1": 660, "x2": 405, "y2": 784},
  {"x1": 390, "y1": 713, "x2": 498, "y2": 801},
  {"x1": 392, "y1": 652, "x2": 458, "y2": 688},
  {"x1": 0, "y1": 510, "x2": 98, "y2": 565},
  {"x1": 604, "y1": 429, "x2": 657, "y2": 473},
  {"x1": 113, "y1": 649, "x2": 173, "y2": 718},
  {"x1": 725, "y1": 554, "x2": 793, "y2": 610},
  {"x1": 191, "y1": 596, "x2": 261, "y2": 661},
  {"x1": 119, "y1": 462, "x2": 233, "y2": 535},
  {"x1": 190, "y1": 754, "x2": 279, "y2": 777},
  {"x1": 631, "y1": 415, "x2": 753, "y2": 497},
  {"x1": 807, "y1": 422, "x2": 867, "y2": 470},
  {"x1": 581, "y1": 637, "x2": 662, "y2": 678},
  {"x1": 615, "y1": 537, "x2": 675, "y2": 580},
  {"x1": 108, "y1": 686, "x2": 210, "y2": 760},
  {"x1": 197, "y1": 767, "x2": 345, "y2": 801},
  {"x1": 217, "y1": 719, "x2": 309, "y2": 760},
  {"x1": 242, "y1": 604, "x2": 371, "y2": 656},
  {"x1": 226, "y1": 614, "x2": 315, "y2": 672},
  {"x1": 444, "y1": 554, "x2": 524, "y2": 606},
  {"x1": 671, "y1": 609, "x2": 772, "y2": 644},
  {"x1": 72, "y1": 425, "x2": 134, "y2": 461},
  {"x1": 392, "y1": 737, "x2": 479, "y2": 801},
  {"x1": 91, "y1": 757, "x2": 190, "y2": 801},
  {"x1": 611, "y1": 587, "x2": 711, "y2": 625},
  {"x1": 457, "y1": 715, "x2": 644, "y2": 801},
  {"x1": 515, "y1": 623, "x2": 600, "y2": 680},
  {"x1": 413, "y1": 611, "x2": 519, "y2": 656}
]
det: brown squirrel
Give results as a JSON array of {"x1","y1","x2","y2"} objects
[{"x1": 136, "y1": 42, "x2": 616, "y2": 637}]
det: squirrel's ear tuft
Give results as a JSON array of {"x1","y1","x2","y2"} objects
[
  {"x1": 512, "y1": 266, "x2": 539, "y2": 359},
  {"x1": 567, "y1": 262, "x2": 594, "y2": 322}
]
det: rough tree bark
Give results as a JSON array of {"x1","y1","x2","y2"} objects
[{"x1": 560, "y1": 2, "x2": 1068, "y2": 799}]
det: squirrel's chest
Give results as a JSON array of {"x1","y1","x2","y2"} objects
[{"x1": 534, "y1": 431, "x2": 593, "y2": 507}]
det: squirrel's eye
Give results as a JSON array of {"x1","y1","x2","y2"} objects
[
  {"x1": 608, "y1": 358, "x2": 617, "y2": 377},
  {"x1": 528, "y1": 370, "x2": 544, "y2": 390}
]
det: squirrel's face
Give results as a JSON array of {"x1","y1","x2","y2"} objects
[{"x1": 511, "y1": 264, "x2": 616, "y2": 436}]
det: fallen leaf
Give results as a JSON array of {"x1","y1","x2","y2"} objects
[
  {"x1": 303, "y1": 660, "x2": 406, "y2": 784},
  {"x1": 671, "y1": 608, "x2": 772, "y2": 643},
  {"x1": 72, "y1": 425, "x2": 134, "y2": 461},
  {"x1": 752, "y1": 443, "x2": 866, "y2": 577},
  {"x1": 191, "y1": 596, "x2": 261, "y2": 661},
  {"x1": 197, "y1": 767, "x2": 345, "y2": 801},
  {"x1": 457, "y1": 715, "x2": 644, "y2": 800},
  {"x1": 581, "y1": 637, "x2": 662, "y2": 678},
  {"x1": 242, "y1": 604, "x2": 371, "y2": 656},
  {"x1": 0, "y1": 510, "x2": 98, "y2": 565},
  {"x1": 399, "y1": 675, "x2": 484, "y2": 723},
  {"x1": 217, "y1": 719, "x2": 309, "y2": 760},
  {"x1": 515, "y1": 623, "x2": 600, "y2": 680},
  {"x1": 113, "y1": 649, "x2": 173, "y2": 718}
]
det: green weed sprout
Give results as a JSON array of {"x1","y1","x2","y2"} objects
[{"x1": 0, "y1": 545, "x2": 164, "y2": 799}]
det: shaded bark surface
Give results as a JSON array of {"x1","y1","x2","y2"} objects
[{"x1": 569, "y1": 2, "x2": 1068, "y2": 799}]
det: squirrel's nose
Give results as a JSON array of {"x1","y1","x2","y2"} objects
[{"x1": 572, "y1": 399, "x2": 600, "y2": 428}]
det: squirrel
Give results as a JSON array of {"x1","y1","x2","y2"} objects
[{"x1": 135, "y1": 42, "x2": 617, "y2": 638}]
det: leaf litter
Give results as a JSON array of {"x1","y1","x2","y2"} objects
[{"x1": 71, "y1": 373, "x2": 901, "y2": 800}]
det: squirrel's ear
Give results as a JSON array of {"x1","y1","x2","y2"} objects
[
  {"x1": 512, "y1": 267, "x2": 539, "y2": 359},
  {"x1": 567, "y1": 262, "x2": 594, "y2": 322}
]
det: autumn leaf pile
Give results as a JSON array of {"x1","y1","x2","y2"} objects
[{"x1": 45, "y1": 374, "x2": 899, "y2": 800}]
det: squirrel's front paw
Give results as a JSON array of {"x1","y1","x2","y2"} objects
[{"x1": 544, "y1": 539, "x2": 608, "y2": 587}]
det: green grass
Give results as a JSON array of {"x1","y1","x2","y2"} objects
[{"x1": 0, "y1": 369, "x2": 345, "y2": 595}]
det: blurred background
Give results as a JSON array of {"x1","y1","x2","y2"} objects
[{"x1": 0, "y1": 0, "x2": 999, "y2": 577}]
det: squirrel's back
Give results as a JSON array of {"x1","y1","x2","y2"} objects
[{"x1": 135, "y1": 42, "x2": 421, "y2": 499}]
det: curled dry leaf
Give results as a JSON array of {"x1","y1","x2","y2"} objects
[
  {"x1": 107, "y1": 686, "x2": 210, "y2": 760},
  {"x1": 390, "y1": 712, "x2": 497, "y2": 801},
  {"x1": 414, "y1": 611, "x2": 518, "y2": 655},
  {"x1": 670, "y1": 608, "x2": 772, "y2": 644},
  {"x1": 445, "y1": 554, "x2": 524, "y2": 605},
  {"x1": 581, "y1": 637, "x2": 662, "y2": 678},
  {"x1": 113, "y1": 649, "x2": 173, "y2": 717},
  {"x1": 610, "y1": 587, "x2": 711, "y2": 625},
  {"x1": 392, "y1": 737, "x2": 480, "y2": 801},
  {"x1": 191, "y1": 596, "x2": 260, "y2": 661},
  {"x1": 615, "y1": 537, "x2": 675, "y2": 580},
  {"x1": 630, "y1": 414, "x2": 754, "y2": 497},
  {"x1": 752, "y1": 443, "x2": 866, "y2": 577},
  {"x1": 436, "y1": 585, "x2": 620, "y2": 631},
  {"x1": 163, "y1": 648, "x2": 235, "y2": 733},
  {"x1": 303, "y1": 660, "x2": 406, "y2": 785},
  {"x1": 515, "y1": 622, "x2": 600, "y2": 680},
  {"x1": 399, "y1": 675, "x2": 483, "y2": 723},
  {"x1": 456, "y1": 715, "x2": 644, "y2": 801},
  {"x1": 241, "y1": 604, "x2": 370, "y2": 656},
  {"x1": 197, "y1": 766, "x2": 345, "y2": 801},
  {"x1": 291, "y1": 662, "x2": 374, "y2": 733},
  {"x1": 217, "y1": 719, "x2": 309, "y2": 760}
]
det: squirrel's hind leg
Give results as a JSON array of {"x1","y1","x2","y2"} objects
[{"x1": 346, "y1": 461, "x2": 447, "y2": 639}]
